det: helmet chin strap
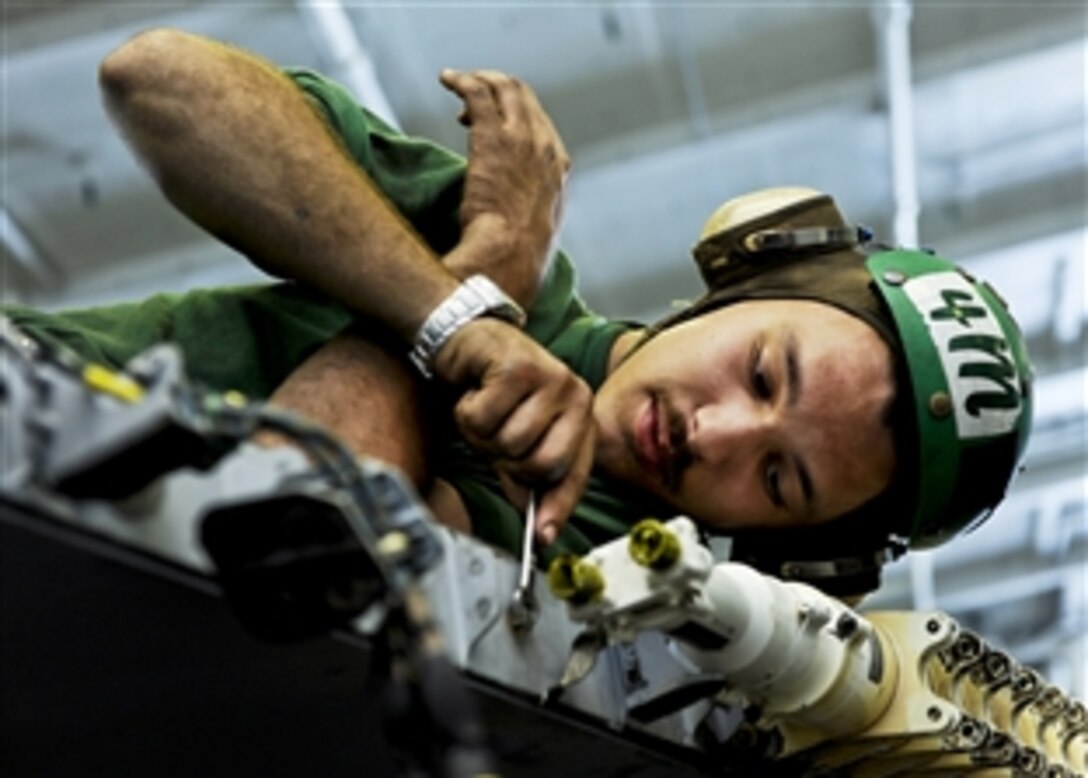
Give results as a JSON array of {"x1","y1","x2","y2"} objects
[
  {"x1": 710, "y1": 513, "x2": 911, "y2": 598},
  {"x1": 773, "y1": 539, "x2": 907, "y2": 585},
  {"x1": 728, "y1": 540, "x2": 908, "y2": 599}
]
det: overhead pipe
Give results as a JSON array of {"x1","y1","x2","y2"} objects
[
  {"x1": 0, "y1": 205, "x2": 63, "y2": 295},
  {"x1": 871, "y1": 0, "x2": 932, "y2": 609},
  {"x1": 871, "y1": 0, "x2": 919, "y2": 249},
  {"x1": 664, "y1": 4, "x2": 713, "y2": 141}
]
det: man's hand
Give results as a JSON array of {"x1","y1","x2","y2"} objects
[
  {"x1": 439, "y1": 69, "x2": 571, "y2": 308},
  {"x1": 436, "y1": 70, "x2": 589, "y2": 540},
  {"x1": 434, "y1": 317, "x2": 594, "y2": 545}
]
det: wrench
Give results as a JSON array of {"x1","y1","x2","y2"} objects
[{"x1": 507, "y1": 493, "x2": 538, "y2": 632}]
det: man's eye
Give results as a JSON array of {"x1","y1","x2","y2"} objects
[
  {"x1": 750, "y1": 342, "x2": 773, "y2": 399},
  {"x1": 764, "y1": 462, "x2": 784, "y2": 508},
  {"x1": 754, "y1": 368, "x2": 771, "y2": 399}
]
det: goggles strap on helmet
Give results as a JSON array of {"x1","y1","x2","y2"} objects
[
  {"x1": 693, "y1": 220, "x2": 876, "y2": 291},
  {"x1": 742, "y1": 224, "x2": 874, "y2": 254}
]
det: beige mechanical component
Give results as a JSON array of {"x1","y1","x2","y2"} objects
[
  {"x1": 552, "y1": 517, "x2": 1087, "y2": 777},
  {"x1": 802, "y1": 611, "x2": 1086, "y2": 776}
]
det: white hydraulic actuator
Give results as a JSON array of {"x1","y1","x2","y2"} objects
[
  {"x1": 548, "y1": 517, "x2": 1087, "y2": 776},
  {"x1": 549, "y1": 517, "x2": 895, "y2": 740}
]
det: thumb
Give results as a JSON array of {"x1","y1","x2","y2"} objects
[{"x1": 531, "y1": 426, "x2": 594, "y2": 546}]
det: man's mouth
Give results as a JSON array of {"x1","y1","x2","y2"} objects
[{"x1": 636, "y1": 392, "x2": 685, "y2": 491}]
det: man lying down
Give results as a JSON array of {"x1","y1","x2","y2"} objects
[{"x1": 4, "y1": 29, "x2": 1034, "y2": 599}]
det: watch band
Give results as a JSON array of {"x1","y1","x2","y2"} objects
[{"x1": 410, "y1": 275, "x2": 526, "y2": 379}]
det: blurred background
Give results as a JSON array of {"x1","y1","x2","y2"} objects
[{"x1": 3, "y1": 0, "x2": 1085, "y2": 700}]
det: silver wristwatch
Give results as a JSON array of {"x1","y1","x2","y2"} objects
[{"x1": 409, "y1": 274, "x2": 526, "y2": 379}]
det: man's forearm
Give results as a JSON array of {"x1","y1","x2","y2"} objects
[
  {"x1": 99, "y1": 28, "x2": 457, "y2": 341},
  {"x1": 263, "y1": 327, "x2": 434, "y2": 484},
  {"x1": 260, "y1": 327, "x2": 474, "y2": 535}
]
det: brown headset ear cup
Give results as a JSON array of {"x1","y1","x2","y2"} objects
[{"x1": 724, "y1": 502, "x2": 904, "y2": 598}]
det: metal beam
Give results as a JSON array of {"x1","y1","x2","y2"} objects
[{"x1": 0, "y1": 205, "x2": 62, "y2": 290}]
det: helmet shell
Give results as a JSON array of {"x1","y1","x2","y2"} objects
[{"x1": 867, "y1": 250, "x2": 1034, "y2": 548}]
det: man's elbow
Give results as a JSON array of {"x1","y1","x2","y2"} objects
[{"x1": 98, "y1": 27, "x2": 195, "y2": 106}]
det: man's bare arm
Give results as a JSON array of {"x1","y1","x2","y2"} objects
[
  {"x1": 262, "y1": 328, "x2": 475, "y2": 535},
  {"x1": 263, "y1": 327, "x2": 432, "y2": 482},
  {"x1": 99, "y1": 28, "x2": 458, "y2": 338},
  {"x1": 99, "y1": 30, "x2": 590, "y2": 540}
]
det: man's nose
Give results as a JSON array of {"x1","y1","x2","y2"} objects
[{"x1": 690, "y1": 401, "x2": 774, "y2": 465}]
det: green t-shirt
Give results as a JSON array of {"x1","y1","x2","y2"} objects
[{"x1": 3, "y1": 68, "x2": 650, "y2": 561}]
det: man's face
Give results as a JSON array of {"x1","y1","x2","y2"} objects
[{"x1": 593, "y1": 299, "x2": 897, "y2": 529}]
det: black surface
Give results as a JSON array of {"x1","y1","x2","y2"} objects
[
  {"x1": 1, "y1": 517, "x2": 400, "y2": 777},
  {"x1": 1, "y1": 512, "x2": 721, "y2": 777}
]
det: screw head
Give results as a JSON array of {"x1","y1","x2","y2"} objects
[
  {"x1": 835, "y1": 613, "x2": 859, "y2": 638},
  {"x1": 376, "y1": 531, "x2": 410, "y2": 558},
  {"x1": 928, "y1": 391, "x2": 953, "y2": 419},
  {"x1": 883, "y1": 269, "x2": 907, "y2": 286},
  {"x1": 475, "y1": 596, "x2": 492, "y2": 619}
]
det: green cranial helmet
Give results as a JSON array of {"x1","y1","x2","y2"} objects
[
  {"x1": 678, "y1": 187, "x2": 1034, "y2": 590},
  {"x1": 866, "y1": 249, "x2": 1033, "y2": 548}
]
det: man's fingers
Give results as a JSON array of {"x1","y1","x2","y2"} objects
[
  {"x1": 439, "y1": 68, "x2": 501, "y2": 125},
  {"x1": 454, "y1": 379, "x2": 532, "y2": 450},
  {"x1": 491, "y1": 396, "x2": 595, "y2": 544},
  {"x1": 534, "y1": 424, "x2": 595, "y2": 545},
  {"x1": 496, "y1": 397, "x2": 589, "y2": 484},
  {"x1": 477, "y1": 70, "x2": 571, "y2": 179},
  {"x1": 485, "y1": 386, "x2": 566, "y2": 460},
  {"x1": 440, "y1": 68, "x2": 546, "y2": 133},
  {"x1": 465, "y1": 359, "x2": 591, "y2": 480},
  {"x1": 443, "y1": 68, "x2": 528, "y2": 126},
  {"x1": 470, "y1": 69, "x2": 530, "y2": 128}
]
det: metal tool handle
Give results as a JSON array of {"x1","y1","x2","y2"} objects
[
  {"x1": 507, "y1": 493, "x2": 538, "y2": 632},
  {"x1": 517, "y1": 495, "x2": 536, "y2": 590}
]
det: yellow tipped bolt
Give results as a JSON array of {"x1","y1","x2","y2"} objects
[
  {"x1": 222, "y1": 390, "x2": 248, "y2": 408},
  {"x1": 82, "y1": 364, "x2": 145, "y2": 404},
  {"x1": 628, "y1": 519, "x2": 681, "y2": 570},
  {"x1": 547, "y1": 554, "x2": 604, "y2": 605}
]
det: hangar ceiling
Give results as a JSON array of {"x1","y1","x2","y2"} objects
[{"x1": 2, "y1": 1, "x2": 1085, "y2": 693}]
